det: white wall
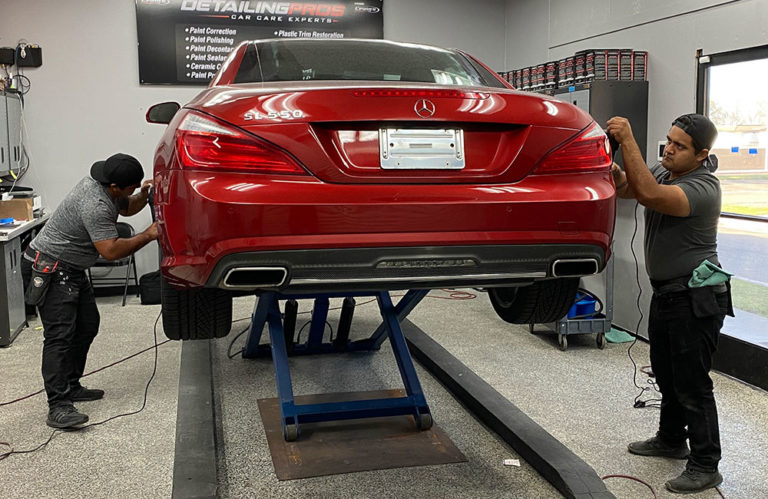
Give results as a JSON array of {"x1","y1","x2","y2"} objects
[
  {"x1": 384, "y1": 0, "x2": 507, "y2": 69},
  {"x1": 505, "y1": 0, "x2": 768, "y2": 334},
  {"x1": 0, "y1": 0, "x2": 507, "y2": 278},
  {"x1": 506, "y1": 0, "x2": 768, "y2": 159},
  {"x1": 504, "y1": 0, "x2": 550, "y2": 67},
  {"x1": 1, "y1": 0, "x2": 200, "y2": 276}
]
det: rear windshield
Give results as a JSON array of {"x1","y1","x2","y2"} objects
[{"x1": 233, "y1": 40, "x2": 506, "y2": 89}]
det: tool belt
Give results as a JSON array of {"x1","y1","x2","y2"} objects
[
  {"x1": 23, "y1": 248, "x2": 59, "y2": 306},
  {"x1": 651, "y1": 275, "x2": 733, "y2": 318},
  {"x1": 650, "y1": 276, "x2": 691, "y2": 296}
]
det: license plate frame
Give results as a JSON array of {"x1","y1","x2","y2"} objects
[{"x1": 379, "y1": 128, "x2": 465, "y2": 170}]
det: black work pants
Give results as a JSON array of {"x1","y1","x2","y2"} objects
[
  {"x1": 21, "y1": 258, "x2": 101, "y2": 408},
  {"x1": 648, "y1": 289, "x2": 729, "y2": 472}
]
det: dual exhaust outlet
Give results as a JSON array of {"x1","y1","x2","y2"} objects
[
  {"x1": 220, "y1": 258, "x2": 599, "y2": 289},
  {"x1": 551, "y1": 258, "x2": 599, "y2": 277},
  {"x1": 222, "y1": 267, "x2": 287, "y2": 288}
]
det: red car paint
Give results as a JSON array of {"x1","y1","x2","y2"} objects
[{"x1": 151, "y1": 39, "x2": 615, "y2": 292}]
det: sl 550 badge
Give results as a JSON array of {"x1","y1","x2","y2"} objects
[{"x1": 244, "y1": 109, "x2": 304, "y2": 121}]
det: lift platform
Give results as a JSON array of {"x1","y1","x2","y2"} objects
[{"x1": 241, "y1": 290, "x2": 434, "y2": 441}]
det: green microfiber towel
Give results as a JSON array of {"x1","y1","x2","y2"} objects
[
  {"x1": 688, "y1": 259, "x2": 733, "y2": 288},
  {"x1": 606, "y1": 328, "x2": 635, "y2": 343}
]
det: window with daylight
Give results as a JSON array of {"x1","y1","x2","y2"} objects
[
  {"x1": 703, "y1": 56, "x2": 768, "y2": 219},
  {"x1": 697, "y1": 44, "x2": 768, "y2": 388}
]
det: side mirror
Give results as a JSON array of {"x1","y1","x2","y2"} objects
[{"x1": 146, "y1": 102, "x2": 181, "y2": 124}]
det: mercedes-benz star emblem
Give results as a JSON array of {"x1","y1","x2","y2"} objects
[{"x1": 414, "y1": 99, "x2": 436, "y2": 118}]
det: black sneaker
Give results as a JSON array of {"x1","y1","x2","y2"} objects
[
  {"x1": 666, "y1": 467, "x2": 723, "y2": 494},
  {"x1": 47, "y1": 405, "x2": 89, "y2": 429},
  {"x1": 69, "y1": 386, "x2": 104, "y2": 402},
  {"x1": 628, "y1": 436, "x2": 689, "y2": 459}
]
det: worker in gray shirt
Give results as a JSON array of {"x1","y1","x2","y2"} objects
[
  {"x1": 607, "y1": 114, "x2": 733, "y2": 494},
  {"x1": 21, "y1": 153, "x2": 158, "y2": 429}
]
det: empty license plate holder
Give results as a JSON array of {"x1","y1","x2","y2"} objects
[{"x1": 379, "y1": 128, "x2": 465, "y2": 169}]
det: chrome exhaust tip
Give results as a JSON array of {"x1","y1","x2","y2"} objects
[
  {"x1": 552, "y1": 258, "x2": 599, "y2": 277},
  {"x1": 222, "y1": 267, "x2": 288, "y2": 289}
]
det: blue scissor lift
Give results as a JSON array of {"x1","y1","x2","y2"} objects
[{"x1": 241, "y1": 289, "x2": 434, "y2": 441}]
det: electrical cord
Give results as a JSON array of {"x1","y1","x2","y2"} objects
[
  {"x1": 1, "y1": 87, "x2": 31, "y2": 186},
  {"x1": 602, "y1": 473, "x2": 726, "y2": 498},
  {"x1": 0, "y1": 337, "x2": 171, "y2": 407},
  {"x1": 226, "y1": 296, "x2": 379, "y2": 358},
  {"x1": 294, "y1": 319, "x2": 312, "y2": 345},
  {"x1": 227, "y1": 318, "x2": 336, "y2": 359},
  {"x1": 0, "y1": 311, "x2": 163, "y2": 462},
  {"x1": 602, "y1": 474, "x2": 658, "y2": 498},
  {"x1": 637, "y1": 364, "x2": 661, "y2": 406},
  {"x1": 427, "y1": 289, "x2": 477, "y2": 300},
  {"x1": 623, "y1": 201, "x2": 661, "y2": 409},
  {"x1": 226, "y1": 299, "x2": 356, "y2": 358},
  {"x1": 295, "y1": 320, "x2": 334, "y2": 345},
  {"x1": 9, "y1": 73, "x2": 31, "y2": 96},
  {"x1": 225, "y1": 289, "x2": 477, "y2": 358},
  {"x1": 13, "y1": 41, "x2": 32, "y2": 102},
  {"x1": 226, "y1": 325, "x2": 252, "y2": 359}
]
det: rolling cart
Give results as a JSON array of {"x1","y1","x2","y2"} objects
[{"x1": 530, "y1": 257, "x2": 614, "y2": 351}]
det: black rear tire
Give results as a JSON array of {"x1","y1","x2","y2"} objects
[
  {"x1": 488, "y1": 278, "x2": 579, "y2": 325},
  {"x1": 161, "y1": 275, "x2": 233, "y2": 340}
]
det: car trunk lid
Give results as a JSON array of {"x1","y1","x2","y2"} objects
[{"x1": 188, "y1": 82, "x2": 594, "y2": 184}]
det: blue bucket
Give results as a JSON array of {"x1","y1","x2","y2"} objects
[{"x1": 567, "y1": 293, "x2": 597, "y2": 318}]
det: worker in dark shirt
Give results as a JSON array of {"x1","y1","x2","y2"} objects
[
  {"x1": 606, "y1": 114, "x2": 733, "y2": 494},
  {"x1": 21, "y1": 153, "x2": 158, "y2": 429}
]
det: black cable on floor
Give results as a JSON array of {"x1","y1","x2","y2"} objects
[
  {"x1": 294, "y1": 320, "x2": 334, "y2": 345},
  {"x1": 0, "y1": 311, "x2": 162, "y2": 462},
  {"x1": 226, "y1": 325, "x2": 252, "y2": 359},
  {"x1": 0, "y1": 338, "x2": 171, "y2": 407},
  {"x1": 626, "y1": 202, "x2": 661, "y2": 409},
  {"x1": 602, "y1": 474, "x2": 658, "y2": 498},
  {"x1": 225, "y1": 290, "x2": 475, "y2": 359}
]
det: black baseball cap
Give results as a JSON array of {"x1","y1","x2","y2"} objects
[
  {"x1": 671, "y1": 114, "x2": 718, "y2": 152},
  {"x1": 91, "y1": 153, "x2": 144, "y2": 188}
]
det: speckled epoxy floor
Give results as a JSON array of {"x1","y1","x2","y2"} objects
[
  {"x1": 214, "y1": 290, "x2": 768, "y2": 499},
  {"x1": 1, "y1": 290, "x2": 766, "y2": 498},
  {"x1": 0, "y1": 296, "x2": 180, "y2": 499},
  {"x1": 213, "y1": 293, "x2": 558, "y2": 498}
]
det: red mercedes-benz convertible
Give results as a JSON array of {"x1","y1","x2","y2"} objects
[{"x1": 147, "y1": 38, "x2": 616, "y2": 340}]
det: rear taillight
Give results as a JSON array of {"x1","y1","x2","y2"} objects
[
  {"x1": 175, "y1": 111, "x2": 306, "y2": 175},
  {"x1": 533, "y1": 122, "x2": 612, "y2": 174}
]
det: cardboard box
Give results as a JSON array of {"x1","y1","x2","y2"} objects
[{"x1": 0, "y1": 198, "x2": 34, "y2": 221}]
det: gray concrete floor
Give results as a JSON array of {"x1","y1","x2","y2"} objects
[
  {"x1": 0, "y1": 296, "x2": 180, "y2": 498},
  {"x1": 1, "y1": 290, "x2": 767, "y2": 498}
]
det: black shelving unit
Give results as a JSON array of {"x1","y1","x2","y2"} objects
[
  {"x1": 551, "y1": 80, "x2": 649, "y2": 164},
  {"x1": 533, "y1": 80, "x2": 649, "y2": 350}
]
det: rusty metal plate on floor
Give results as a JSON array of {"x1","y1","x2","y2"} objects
[{"x1": 258, "y1": 389, "x2": 467, "y2": 480}]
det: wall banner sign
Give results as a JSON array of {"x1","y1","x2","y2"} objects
[{"x1": 136, "y1": 0, "x2": 384, "y2": 85}]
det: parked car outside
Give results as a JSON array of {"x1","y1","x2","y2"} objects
[{"x1": 146, "y1": 38, "x2": 616, "y2": 340}]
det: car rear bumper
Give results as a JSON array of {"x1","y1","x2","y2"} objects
[
  {"x1": 190, "y1": 243, "x2": 603, "y2": 293},
  {"x1": 155, "y1": 170, "x2": 615, "y2": 291}
]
